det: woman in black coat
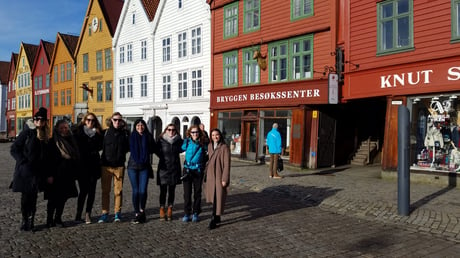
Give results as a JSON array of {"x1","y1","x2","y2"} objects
[
  {"x1": 155, "y1": 124, "x2": 183, "y2": 221},
  {"x1": 45, "y1": 120, "x2": 79, "y2": 227},
  {"x1": 73, "y1": 113, "x2": 103, "y2": 224},
  {"x1": 10, "y1": 107, "x2": 51, "y2": 231}
]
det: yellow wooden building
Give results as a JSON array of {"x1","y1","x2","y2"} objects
[
  {"x1": 74, "y1": 0, "x2": 123, "y2": 127},
  {"x1": 49, "y1": 33, "x2": 79, "y2": 125},
  {"x1": 15, "y1": 43, "x2": 38, "y2": 134}
]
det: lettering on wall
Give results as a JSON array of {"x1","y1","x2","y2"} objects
[
  {"x1": 216, "y1": 89, "x2": 320, "y2": 103},
  {"x1": 380, "y1": 66, "x2": 460, "y2": 89}
]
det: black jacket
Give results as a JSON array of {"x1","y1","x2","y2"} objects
[
  {"x1": 74, "y1": 125, "x2": 103, "y2": 179},
  {"x1": 101, "y1": 126, "x2": 129, "y2": 167},
  {"x1": 155, "y1": 135, "x2": 183, "y2": 185}
]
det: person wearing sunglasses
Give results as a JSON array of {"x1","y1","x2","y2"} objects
[
  {"x1": 10, "y1": 107, "x2": 52, "y2": 231},
  {"x1": 98, "y1": 112, "x2": 130, "y2": 223},
  {"x1": 73, "y1": 112, "x2": 103, "y2": 224},
  {"x1": 181, "y1": 125, "x2": 207, "y2": 223},
  {"x1": 154, "y1": 124, "x2": 184, "y2": 221}
]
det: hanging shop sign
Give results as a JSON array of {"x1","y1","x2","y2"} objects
[
  {"x1": 211, "y1": 80, "x2": 329, "y2": 109},
  {"x1": 345, "y1": 56, "x2": 460, "y2": 99}
]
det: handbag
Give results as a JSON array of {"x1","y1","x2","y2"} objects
[{"x1": 277, "y1": 156, "x2": 284, "y2": 172}]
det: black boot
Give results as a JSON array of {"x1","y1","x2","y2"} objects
[
  {"x1": 20, "y1": 215, "x2": 29, "y2": 231},
  {"x1": 75, "y1": 210, "x2": 82, "y2": 222},
  {"x1": 208, "y1": 216, "x2": 217, "y2": 230},
  {"x1": 28, "y1": 213, "x2": 35, "y2": 232},
  {"x1": 214, "y1": 215, "x2": 221, "y2": 224}
]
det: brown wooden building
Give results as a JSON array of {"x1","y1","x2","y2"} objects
[
  {"x1": 344, "y1": 0, "x2": 460, "y2": 177},
  {"x1": 207, "y1": 0, "x2": 343, "y2": 168}
]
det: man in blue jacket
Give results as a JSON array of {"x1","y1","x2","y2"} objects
[{"x1": 266, "y1": 123, "x2": 282, "y2": 179}]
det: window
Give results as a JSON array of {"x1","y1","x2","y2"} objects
[
  {"x1": 269, "y1": 41, "x2": 288, "y2": 82},
  {"x1": 54, "y1": 66, "x2": 58, "y2": 83},
  {"x1": 223, "y1": 51, "x2": 238, "y2": 87},
  {"x1": 162, "y1": 38, "x2": 171, "y2": 63},
  {"x1": 54, "y1": 91, "x2": 58, "y2": 106},
  {"x1": 178, "y1": 72, "x2": 187, "y2": 98},
  {"x1": 141, "y1": 40, "x2": 147, "y2": 60},
  {"x1": 105, "y1": 48, "x2": 112, "y2": 70},
  {"x1": 127, "y1": 44, "x2": 133, "y2": 62},
  {"x1": 244, "y1": 0, "x2": 260, "y2": 32},
  {"x1": 61, "y1": 90, "x2": 65, "y2": 105},
  {"x1": 38, "y1": 75, "x2": 43, "y2": 89},
  {"x1": 178, "y1": 0, "x2": 182, "y2": 9},
  {"x1": 60, "y1": 64, "x2": 65, "y2": 82},
  {"x1": 97, "y1": 82, "x2": 103, "y2": 102},
  {"x1": 83, "y1": 83, "x2": 88, "y2": 101},
  {"x1": 66, "y1": 89, "x2": 71, "y2": 105},
  {"x1": 224, "y1": 3, "x2": 238, "y2": 38},
  {"x1": 377, "y1": 0, "x2": 413, "y2": 54},
  {"x1": 34, "y1": 95, "x2": 39, "y2": 108},
  {"x1": 178, "y1": 32, "x2": 187, "y2": 58},
  {"x1": 66, "y1": 63, "x2": 72, "y2": 80},
  {"x1": 243, "y1": 48, "x2": 260, "y2": 84},
  {"x1": 127, "y1": 77, "x2": 133, "y2": 98},
  {"x1": 191, "y1": 69, "x2": 202, "y2": 97},
  {"x1": 96, "y1": 50, "x2": 103, "y2": 71},
  {"x1": 162, "y1": 75, "x2": 171, "y2": 100},
  {"x1": 119, "y1": 78, "x2": 125, "y2": 99},
  {"x1": 105, "y1": 81, "x2": 112, "y2": 101},
  {"x1": 83, "y1": 54, "x2": 89, "y2": 72},
  {"x1": 46, "y1": 74, "x2": 50, "y2": 88},
  {"x1": 291, "y1": 36, "x2": 312, "y2": 80},
  {"x1": 34, "y1": 77, "x2": 38, "y2": 90},
  {"x1": 132, "y1": 12, "x2": 136, "y2": 24},
  {"x1": 191, "y1": 27, "x2": 201, "y2": 55},
  {"x1": 452, "y1": 0, "x2": 460, "y2": 40},
  {"x1": 120, "y1": 46, "x2": 125, "y2": 64},
  {"x1": 45, "y1": 94, "x2": 49, "y2": 107},
  {"x1": 141, "y1": 75, "x2": 147, "y2": 97},
  {"x1": 291, "y1": 0, "x2": 313, "y2": 20}
]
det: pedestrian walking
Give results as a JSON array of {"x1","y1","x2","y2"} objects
[
  {"x1": 127, "y1": 119, "x2": 155, "y2": 224},
  {"x1": 266, "y1": 123, "x2": 282, "y2": 179},
  {"x1": 73, "y1": 112, "x2": 103, "y2": 224},
  {"x1": 155, "y1": 124, "x2": 183, "y2": 221},
  {"x1": 45, "y1": 120, "x2": 79, "y2": 228},
  {"x1": 205, "y1": 128, "x2": 231, "y2": 230},
  {"x1": 10, "y1": 107, "x2": 52, "y2": 231},
  {"x1": 98, "y1": 112, "x2": 130, "y2": 223},
  {"x1": 181, "y1": 125, "x2": 207, "y2": 223}
]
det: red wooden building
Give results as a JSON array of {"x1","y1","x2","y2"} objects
[
  {"x1": 207, "y1": 0, "x2": 344, "y2": 168},
  {"x1": 6, "y1": 53, "x2": 18, "y2": 140},
  {"x1": 31, "y1": 40, "x2": 54, "y2": 121},
  {"x1": 344, "y1": 0, "x2": 460, "y2": 179}
]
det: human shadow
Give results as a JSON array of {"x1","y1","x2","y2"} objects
[{"x1": 218, "y1": 184, "x2": 341, "y2": 226}]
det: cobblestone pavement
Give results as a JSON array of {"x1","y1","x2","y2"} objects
[{"x1": 1, "y1": 142, "x2": 459, "y2": 257}]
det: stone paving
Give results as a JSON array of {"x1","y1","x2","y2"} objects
[{"x1": 0, "y1": 142, "x2": 459, "y2": 257}]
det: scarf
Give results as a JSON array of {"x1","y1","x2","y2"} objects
[
  {"x1": 83, "y1": 125, "x2": 96, "y2": 138},
  {"x1": 162, "y1": 133, "x2": 178, "y2": 144},
  {"x1": 130, "y1": 131, "x2": 149, "y2": 164},
  {"x1": 55, "y1": 135, "x2": 79, "y2": 160}
]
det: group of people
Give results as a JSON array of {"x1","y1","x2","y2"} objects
[{"x1": 10, "y1": 108, "x2": 231, "y2": 231}]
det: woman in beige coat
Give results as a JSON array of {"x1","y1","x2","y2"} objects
[{"x1": 205, "y1": 128, "x2": 231, "y2": 230}]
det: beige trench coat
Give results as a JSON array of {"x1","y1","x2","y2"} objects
[{"x1": 204, "y1": 142, "x2": 231, "y2": 215}]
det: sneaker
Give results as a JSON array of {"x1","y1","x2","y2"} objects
[
  {"x1": 98, "y1": 213, "x2": 108, "y2": 223},
  {"x1": 132, "y1": 214, "x2": 140, "y2": 224},
  {"x1": 139, "y1": 211, "x2": 146, "y2": 223},
  {"x1": 85, "y1": 213, "x2": 91, "y2": 224},
  {"x1": 167, "y1": 207, "x2": 173, "y2": 221},
  {"x1": 182, "y1": 214, "x2": 191, "y2": 222},
  {"x1": 114, "y1": 212, "x2": 121, "y2": 223},
  {"x1": 192, "y1": 213, "x2": 200, "y2": 222},
  {"x1": 159, "y1": 207, "x2": 165, "y2": 221}
]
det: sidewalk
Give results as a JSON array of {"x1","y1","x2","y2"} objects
[{"x1": 229, "y1": 159, "x2": 460, "y2": 242}]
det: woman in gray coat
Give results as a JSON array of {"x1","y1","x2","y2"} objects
[{"x1": 205, "y1": 128, "x2": 231, "y2": 230}]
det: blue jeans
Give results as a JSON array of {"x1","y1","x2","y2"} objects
[{"x1": 128, "y1": 168, "x2": 149, "y2": 214}]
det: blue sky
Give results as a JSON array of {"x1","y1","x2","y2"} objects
[{"x1": 0, "y1": 0, "x2": 88, "y2": 62}]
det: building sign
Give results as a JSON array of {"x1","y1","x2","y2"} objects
[
  {"x1": 34, "y1": 89, "x2": 49, "y2": 95},
  {"x1": 328, "y1": 73, "x2": 339, "y2": 104},
  {"x1": 211, "y1": 80, "x2": 329, "y2": 109},
  {"x1": 345, "y1": 56, "x2": 460, "y2": 100}
]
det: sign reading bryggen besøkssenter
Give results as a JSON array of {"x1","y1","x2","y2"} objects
[
  {"x1": 210, "y1": 80, "x2": 329, "y2": 109},
  {"x1": 345, "y1": 56, "x2": 460, "y2": 99}
]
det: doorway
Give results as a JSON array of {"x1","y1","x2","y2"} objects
[{"x1": 242, "y1": 121, "x2": 258, "y2": 161}]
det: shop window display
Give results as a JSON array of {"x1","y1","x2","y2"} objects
[{"x1": 410, "y1": 95, "x2": 460, "y2": 172}]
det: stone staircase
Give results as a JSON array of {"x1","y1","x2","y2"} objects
[{"x1": 351, "y1": 138, "x2": 379, "y2": 166}]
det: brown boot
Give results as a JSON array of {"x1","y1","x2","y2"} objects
[
  {"x1": 167, "y1": 206, "x2": 173, "y2": 221},
  {"x1": 159, "y1": 207, "x2": 165, "y2": 221}
]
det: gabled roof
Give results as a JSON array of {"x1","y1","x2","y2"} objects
[
  {"x1": 59, "y1": 33, "x2": 79, "y2": 56},
  {"x1": 42, "y1": 41, "x2": 55, "y2": 63},
  {"x1": 22, "y1": 43, "x2": 39, "y2": 66},
  {"x1": 99, "y1": 0, "x2": 124, "y2": 36},
  {"x1": 31, "y1": 40, "x2": 55, "y2": 74},
  {"x1": 0, "y1": 61, "x2": 10, "y2": 84},
  {"x1": 8, "y1": 53, "x2": 18, "y2": 81},
  {"x1": 141, "y1": 0, "x2": 160, "y2": 22}
]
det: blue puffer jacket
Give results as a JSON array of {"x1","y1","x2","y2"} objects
[
  {"x1": 182, "y1": 138, "x2": 206, "y2": 172},
  {"x1": 266, "y1": 128, "x2": 282, "y2": 154}
]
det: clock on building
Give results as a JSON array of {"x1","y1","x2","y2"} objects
[{"x1": 91, "y1": 17, "x2": 99, "y2": 32}]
